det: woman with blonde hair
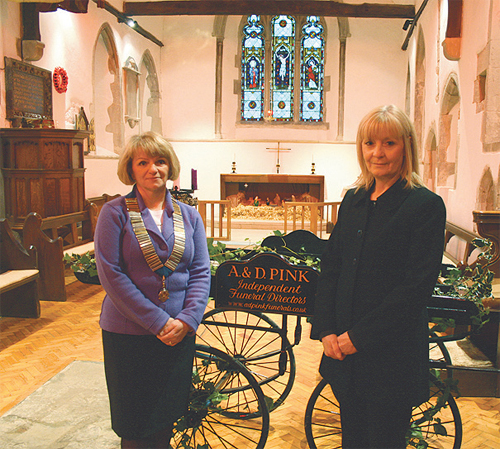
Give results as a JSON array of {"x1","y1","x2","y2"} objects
[
  {"x1": 311, "y1": 105, "x2": 446, "y2": 448},
  {"x1": 95, "y1": 132, "x2": 210, "y2": 448}
]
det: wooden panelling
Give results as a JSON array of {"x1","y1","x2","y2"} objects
[{"x1": 0, "y1": 128, "x2": 90, "y2": 222}]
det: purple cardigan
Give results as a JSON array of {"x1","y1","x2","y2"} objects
[{"x1": 94, "y1": 187, "x2": 211, "y2": 336}]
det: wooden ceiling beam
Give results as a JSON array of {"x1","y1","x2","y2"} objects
[{"x1": 124, "y1": 1, "x2": 415, "y2": 19}]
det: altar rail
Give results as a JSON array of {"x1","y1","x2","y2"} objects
[
  {"x1": 197, "y1": 200, "x2": 232, "y2": 241},
  {"x1": 283, "y1": 201, "x2": 341, "y2": 238}
]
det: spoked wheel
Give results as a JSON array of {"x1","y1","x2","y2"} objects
[
  {"x1": 171, "y1": 345, "x2": 270, "y2": 449},
  {"x1": 197, "y1": 308, "x2": 296, "y2": 412},
  {"x1": 429, "y1": 330, "x2": 453, "y2": 368},
  {"x1": 304, "y1": 374, "x2": 462, "y2": 449},
  {"x1": 304, "y1": 378, "x2": 341, "y2": 449},
  {"x1": 409, "y1": 372, "x2": 462, "y2": 449}
]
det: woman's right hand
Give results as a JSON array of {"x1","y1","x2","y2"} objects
[
  {"x1": 321, "y1": 334, "x2": 346, "y2": 360},
  {"x1": 157, "y1": 318, "x2": 189, "y2": 346}
]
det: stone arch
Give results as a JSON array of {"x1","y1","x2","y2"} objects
[
  {"x1": 405, "y1": 64, "x2": 411, "y2": 116},
  {"x1": 414, "y1": 27, "x2": 425, "y2": 148},
  {"x1": 437, "y1": 72, "x2": 460, "y2": 188},
  {"x1": 423, "y1": 126, "x2": 438, "y2": 192},
  {"x1": 92, "y1": 23, "x2": 124, "y2": 155},
  {"x1": 477, "y1": 166, "x2": 496, "y2": 210},
  {"x1": 139, "y1": 49, "x2": 162, "y2": 134}
]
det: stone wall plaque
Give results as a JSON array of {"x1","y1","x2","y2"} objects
[
  {"x1": 215, "y1": 253, "x2": 319, "y2": 317},
  {"x1": 4, "y1": 57, "x2": 52, "y2": 122}
]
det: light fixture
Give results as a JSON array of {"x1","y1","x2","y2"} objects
[{"x1": 93, "y1": 0, "x2": 163, "y2": 47}]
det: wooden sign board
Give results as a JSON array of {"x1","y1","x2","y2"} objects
[
  {"x1": 215, "y1": 253, "x2": 319, "y2": 316},
  {"x1": 4, "y1": 57, "x2": 53, "y2": 121}
]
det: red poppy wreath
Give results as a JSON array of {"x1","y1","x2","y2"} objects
[{"x1": 53, "y1": 67, "x2": 68, "y2": 93}]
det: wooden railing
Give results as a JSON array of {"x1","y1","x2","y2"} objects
[
  {"x1": 443, "y1": 222, "x2": 479, "y2": 268},
  {"x1": 283, "y1": 201, "x2": 341, "y2": 238},
  {"x1": 197, "y1": 200, "x2": 232, "y2": 241}
]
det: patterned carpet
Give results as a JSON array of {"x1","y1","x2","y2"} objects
[{"x1": 0, "y1": 361, "x2": 119, "y2": 449}]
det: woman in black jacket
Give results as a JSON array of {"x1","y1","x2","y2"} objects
[{"x1": 311, "y1": 104, "x2": 446, "y2": 448}]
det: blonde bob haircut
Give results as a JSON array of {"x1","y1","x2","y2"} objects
[
  {"x1": 354, "y1": 104, "x2": 425, "y2": 191},
  {"x1": 117, "y1": 132, "x2": 180, "y2": 185}
]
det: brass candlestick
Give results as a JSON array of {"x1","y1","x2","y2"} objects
[
  {"x1": 311, "y1": 162, "x2": 316, "y2": 174},
  {"x1": 231, "y1": 161, "x2": 236, "y2": 173}
]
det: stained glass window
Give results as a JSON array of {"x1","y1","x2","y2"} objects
[
  {"x1": 241, "y1": 15, "x2": 325, "y2": 123},
  {"x1": 300, "y1": 16, "x2": 324, "y2": 122},
  {"x1": 241, "y1": 15, "x2": 265, "y2": 121},
  {"x1": 271, "y1": 15, "x2": 295, "y2": 121}
]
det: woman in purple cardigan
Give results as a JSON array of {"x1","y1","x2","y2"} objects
[{"x1": 94, "y1": 132, "x2": 210, "y2": 449}]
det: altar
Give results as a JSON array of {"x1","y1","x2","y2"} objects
[{"x1": 220, "y1": 173, "x2": 325, "y2": 205}]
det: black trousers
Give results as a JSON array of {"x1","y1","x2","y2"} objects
[{"x1": 334, "y1": 386, "x2": 413, "y2": 449}]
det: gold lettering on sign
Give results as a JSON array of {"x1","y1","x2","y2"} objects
[
  {"x1": 226, "y1": 265, "x2": 310, "y2": 283},
  {"x1": 12, "y1": 73, "x2": 45, "y2": 115},
  {"x1": 218, "y1": 255, "x2": 317, "y2": 316}
]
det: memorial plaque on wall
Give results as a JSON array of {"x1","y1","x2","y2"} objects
[
  {"x1": 215, "y1": 253, "x2": 319, "y2": 316},
  {"x1": 4, "y1": 57, "x2": 52, "y2": 121}
]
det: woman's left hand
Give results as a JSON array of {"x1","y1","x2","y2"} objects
[
  {"x1": 337, "y1": 332, "x2": 358, "y2": 355},
  {"x1": 157, "y1": 318, "x2": 190, "y2": 346}
]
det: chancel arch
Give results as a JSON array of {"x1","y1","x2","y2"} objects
[
  {"x1": 92, "y1": 23, "x2": 124, "y2": 155},
  {"x1": 139, "y1": 50, "x2": 162, "y2": 134},
  {"x1": 438, "y1": 72, "x2": 460, "y2": 189}
]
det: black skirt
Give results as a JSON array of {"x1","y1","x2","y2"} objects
[{"x1": 102, "y1": 330, "x2": 195, "y2": 440}]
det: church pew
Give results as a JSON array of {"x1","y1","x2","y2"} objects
[
  {"x1": 85, "y1": 193, "x2": 120, "y2": 220},
  {"x1": 22, "y1": 202, "x2": 98, "y2": 302},
  {"x1": 0, "y1": 219, "x2": 40, "y2": 318}
]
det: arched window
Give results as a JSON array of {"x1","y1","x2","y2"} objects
[
  {"x1": 300, "y1": 16, "x2": 324, "y2": 122},
  {"x1": 271, "y1": 15, "x2": 295, "y2": 121},
  {"x1": 241, "y1": 15, "x2": 325, "y2": 123},
  {"x1": 241, "y1": 15, "x2": 265, "y2": 121}
]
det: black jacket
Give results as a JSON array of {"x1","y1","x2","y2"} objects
[{"x1": 311, "y1": 179, "x2": 446, "y2": 404}]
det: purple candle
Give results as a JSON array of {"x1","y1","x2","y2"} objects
[{"x1": 191, "y1": 169, "x2": 198, "y2": 191}]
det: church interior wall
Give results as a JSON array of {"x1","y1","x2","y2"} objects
[
  {"x1": 342, "y1": 17, "x2": 409, "y2": 137},
  {"x1": 1, "y1": 0, "x2": 499, "y2": 228},
  {"x1": 410, "y1": 0, "x2": 500, "y2": 231}
]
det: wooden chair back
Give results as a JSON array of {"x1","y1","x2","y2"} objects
[
  {"x1": 283, "y1": 201, "x2": 340, "y2": 238},
  {"x1": 197, "y1": 200, "x2": 232, "y2": 241}
]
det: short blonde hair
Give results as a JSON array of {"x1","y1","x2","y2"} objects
[
  {"x1": 117, "y1": 132, "x2": 180, "y2": 185},
  {"x1": 354, "y1": 104, "x2": 424, "y2": 190}
]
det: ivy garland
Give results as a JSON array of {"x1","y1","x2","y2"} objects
[{"x1": 53, "y1": 67, "x2": 68, "y2": 93}]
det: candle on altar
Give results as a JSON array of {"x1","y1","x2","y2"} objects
[{"x1": 191, "y1": 169, "x2": 198, "y2": 191}]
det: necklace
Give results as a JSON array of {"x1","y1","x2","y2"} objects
[{"x1": 126, "y1": 197, "x2": 186, "y2": 302}]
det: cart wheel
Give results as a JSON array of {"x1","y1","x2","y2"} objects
[
  {"x1": 304, "y1": 378, "x2": 342, "y2": 449},
  {"x1": 304, "y1": 374, "x2": 462, "y2": 449},
  {"x1": 171, "y1": 345, "x2": 269, "y2": 449},
  {"x1": 197, "y1": 308, "x2": 296, "y2": 412},
  {"x1": 410, "y1": 372, "x2": 462, "y2": 449},
  {"x1": 429, "y1": 328, "x2": 453, "y2": 363}
]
